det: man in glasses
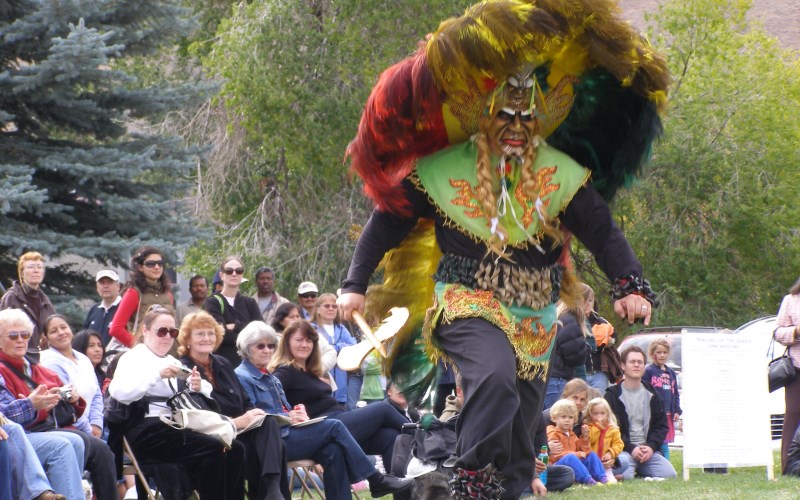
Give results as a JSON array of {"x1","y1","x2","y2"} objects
[
  {"x1": 296, "y1": 282, "x2": 319, "y2": 320},
  {"x1": 0, "y1": 252, "x2": 56, "y2": 358},
  {"x1": 82, "y1": 270, "x2": 121, "y2": 346},
  {"x1": 252, "y1": 267, "x2": 289, "y2": 325}
]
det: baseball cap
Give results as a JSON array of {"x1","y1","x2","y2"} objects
[
  {"x1": 297, "y1": 281, "x2": 319, "y2": 295},
  {"x1": 95, "y1": 270, "x2": 120, "y2": 282}
]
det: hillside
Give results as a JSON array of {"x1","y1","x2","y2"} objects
[{"x1": 618, "y1": 0, "x2": 800, "y2": 51}]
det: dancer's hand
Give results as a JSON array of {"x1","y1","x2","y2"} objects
[
  {"x1": 337, "y1": 293, "x2": 365, "y2": 322},
  {"x1": 614, "y1": 295, "x2": 652, "y2": 325}
]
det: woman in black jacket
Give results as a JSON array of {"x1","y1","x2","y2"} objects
[
  {"x1": 178, "y1": 310, "x2": 290, "y2": 500},
  {"x1": 543, "y1": 287, "x2": 591, "y2": 410},
  {"x1": 203, "y1": 256, "x2": 262, "y2": 365}
]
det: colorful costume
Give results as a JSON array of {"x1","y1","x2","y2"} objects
[{"x1": 341, "y1": 1, "x2": 669, "y2": 497}]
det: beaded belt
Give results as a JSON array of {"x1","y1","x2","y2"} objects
[{"x1": 433, "y1": 253, "x2": 562, "y2": 310}]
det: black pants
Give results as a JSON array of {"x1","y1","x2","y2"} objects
[
  {"x1": 127, "y1": 418, "x2": 244, "y2": 500},
  {"x1": 238, "y1": 415, "x2": 290, "y2": 499},
  {"x1": 436, "y1": 317, "x2": 545, "y2": 499},
  {"x1": 58, "y1": 428, "x2": 118, "y2": 500},
  {"x1": 783, "y1": 376, "x2": 800, "y2": 473}
]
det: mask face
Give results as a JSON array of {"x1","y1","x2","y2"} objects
[{"x1": 488, "y1": 74, "x2": 537, "y2": 158}]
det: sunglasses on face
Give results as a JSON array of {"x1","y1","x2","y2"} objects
[
  {"x1": 255, "y1": 343, "x2": 276, "y2": 351},
  {"x1": 320, "y1": 304, "x2": 337, "y2": 309},
  {"x1": 143, "y1": 260, "x2": 165, "y2": 268},
  {"x1": 299, "y1": 293, "x2": 317, "y2": 299},
  {"x1": 223, "y1": 267, "x2": 244, "y2": 275},
  {"x1": 3, "y1": 331, "x2": 32, "y2": 341},
  {"x1": 155, "y1": 327, "x2": 179, "y2": 338}
]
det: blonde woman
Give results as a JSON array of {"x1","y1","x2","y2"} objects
[{"x1": 0, "y1": 252, "x2": 56, "y2": 355}]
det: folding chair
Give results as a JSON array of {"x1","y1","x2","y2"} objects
[
  {"x1": 122, "y1": 436, "x2": 196, "y2": 500},
  {"x1": 288, "y1": 460, "x2": 325, "y2": 499}
]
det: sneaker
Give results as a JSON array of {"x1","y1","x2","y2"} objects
[{"x1": 368, "y1": 473, "x2": 414, "y2": 498}]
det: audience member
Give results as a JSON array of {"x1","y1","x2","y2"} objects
[
  {"x1": 108, "y1": 246, "x2": 175, "y2": 357},
  {"x1": 203, "y1": 256, "x2": 261, "y2": 366},
  {"x1": 176, "y1": 275, "x2": 208, "y2": 324},
  {"x1": 583, "y1": 284, "x2": 618, "y2": 391},
  {"x1": 82, "y1": 270, "x2": 121, "y2": 346},
  {"x1": 269, "y1": 302, "x2": 303, "y2": 336},
  {"x1": 212, "y1": 271, "x2": 223, "y2": 294},
  {"x1": 785, "y1": 423, "x2": 800, "y2": 477},
  {"x1": 234, "y1": 321, "x2": 414, "y2": 499},
  {"x1": 546, "y1": 399, "x2": 607, "y2": 485},
  {"x1": 584, "y1": 397, "x2": 623, "y2": 483},
  {"x1": 644, "y1": 338, "x2": 682, "y2": 459},
  {"x1": 271, "y1": 321, "x2": 409, "y2": 468},
  {"x1": 543, "y1": 378, "x2": 590, "y2": 438},
  {"x1": 311, "y1": 293, "x2": 357, "y2": 407},
  {"x1": 774, "y1": 275, "x2": 800, "y2": 474},
  {"x1": 296, "y1": 282, "x2": 318, "y2": 320},
  {"x1": 605, "y1": 346, "x2": 676, "y2": 480},
  {"x1": 71, "y1": 330, "x2": 106, "y2": 392},
  {"x1": 39, "y1": 316, "x2": 103, "y2": 438},
  {"x1": 544, "y1": 290, "x2": 590, "y2": 410},
  {"x1": 0, "y1": 252, "x2": 56, "y2": 358},
  {"x1": 177, "y1": 313, "x2": 288, "y2": 499},
  {"x1": 0, "y1": 309, "x2": 117, "y2": 499},
  {"x1": 108, "y1": 305, "x2": 244, "y2": 499},
  {"x1": 253, "y1": 267, "x2": 289, "y2": 325},
  {"x1": 1, "y1": 417, "x2": 69, "y2": 500}
]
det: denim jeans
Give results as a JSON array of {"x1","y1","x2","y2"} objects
[
  {"x1": 26, "y1": 429, "x2": 85, "y2": 500},
  {"x1": 328, "y1": 399, "x2": 408, "y2": 467},
  {"x1": 613, "y1": 450, "x2": 676, "y2": 480},
  {"x1": 284, "y1": 419, "x2": 375, "y2": 500},
  {"x1": 543, "y1": 377, "x2": 568, "y2": 410},
  {"x1": 555, "y1": 452, "x2": 606, "y2": 483},
  {"x1": 0, "y1": 436, "x2": 10, "y2": 500},
  {"x1": 586, "y1": 372, "x2": 610, "y2": 392}
]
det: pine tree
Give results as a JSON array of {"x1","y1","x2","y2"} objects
[{"x1": 0, "y1": 0, "x2": 213, "y2": 316}]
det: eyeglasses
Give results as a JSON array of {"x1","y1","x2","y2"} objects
[
  {"x1": 626, "y1": 359, "x2": 645, "y2": 366},
  {"x1": 320, "y1": 304, "x2": 337, "y2": 309},
  {"x1": 143, "y1": 260, "x2": 164, "y2": 268},
  {"x1": 255, "y1": 343, "x2": 276, "y2": 351},
  {"x1": 223, "y1": 267, "x2": 244, "y2": 275},
  {"x1": 299, "y1": 293, "x2": 317, "y2": 299},
  {"x1": 2, "y1": 331, "x2": 32, "y2": 341},
  {"x1": 155, "y1": 327, "x2": 179, "y2": 338},
  {"x1": 24, "y1": 264, "x2": 44, "y2": 271}
]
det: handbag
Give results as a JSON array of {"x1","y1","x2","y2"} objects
[
  {"x1": 599, "y1": 344, "x2": 624, "y2": 384},
  {"x1": 768, "y1": 337, "x2": 796, "y2": 392},
  {"x1": 159, "y1": 380, "x2": 235, "y2": 448}
]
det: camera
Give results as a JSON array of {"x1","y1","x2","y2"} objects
[{"x1": 58, "y1": 386, "x2": 72, "y2": 400}]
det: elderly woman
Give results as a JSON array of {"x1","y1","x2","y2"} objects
[
  {"x1": 0, "y1": 252, "x2": 56, "y2": 357},
  {"x1": 39, "y1": 316, "x2": 104, "y2": 439},
  {"x1": 203, "y1": 256, "x2": 262, "y2": 366},
  {"x1": 108, "y1": 305, "x2": 244, "y2": 500},
  {"x1": 234, "y1": 321, "x2": 413, "y2": 500},
  {"x1": 177, "y1": 311, "x2": 289, "y2": 500},
  {"x1": 270, "y1": 321, "x2": 410, "y2": 469},
  {"x1": 776, "y1": 276, "x2": 800, "y2": 473},
  {"x1": 0, "y1": 309, "x2": 104, "y2": 500}
]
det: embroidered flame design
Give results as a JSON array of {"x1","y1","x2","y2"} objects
[
  {"x1": 449, "y1": 179, "x2": 484, "y2": 218},
  {"x1": 515, "y1": 165, "x2": 560, "y2": 227}
]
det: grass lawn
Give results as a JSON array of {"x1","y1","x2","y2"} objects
[{"x1": 520, "y1": 450, "x2": 800, "y2": 499}]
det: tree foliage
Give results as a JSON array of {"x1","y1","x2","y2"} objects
[
  {"x1": 0, "y1": 0, "x2": 213, "y2": 317},
  {"x1": 579, "y1": 0, "x2": 800, "y2": 330}
]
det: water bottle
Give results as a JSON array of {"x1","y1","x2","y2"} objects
[{"x1": 537, "y1": 445, "x2": 549, "y2": 486}]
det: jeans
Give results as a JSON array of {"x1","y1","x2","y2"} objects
[
  {"x1": 346, "y1": 373, "x2": 364, "y2": 410},
  {"x1": 328, "y1": 399, "x2": 409, "y2": 467},
  {"x1": 57, "y1": 429, "x2": 118, "y2": 500},
  {"x1": 543, "y1": 377, "x2": 568, "y2": 410},
  {"x1": 0, "y1": 437, "x2": 10, "y2": 500},
  {"x1": 285, "y1": 419, "x2": 375, "y2": 500},
  {"x1": 613, "y1": 450, "x2": 677, "y2": 480},
  {"x1": 3, "y1": 423, "x2": 54, "y2": 500},
  {"x1": 586, "y1": 372, "x2": 609, "y2": 392},
  {"x1": 555, "y1": 452, "x2": 606, "y2": 483},
  {"x1": 26, "y1": 430, "x2": 85, "y2": 500}
]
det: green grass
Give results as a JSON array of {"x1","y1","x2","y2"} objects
[{"x1": 521, "y1": 450, "x2": 800, "y2": 499}]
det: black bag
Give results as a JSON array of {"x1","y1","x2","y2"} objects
[
  {"x1": 599, "y1": 345, "x2": 624, "y2": 384},
  {"x1": 166, "y1": 379, "x2": 221, "y2": 413},
  {"x1": 0, "y1": 359, "x2": 77, "y2": 428},
  {"x1": 413, "y1": 418, "x2": 457, "y2": 462},
  {"x1": 769, "y1": 338, "x2": 796, "y2": 392}
]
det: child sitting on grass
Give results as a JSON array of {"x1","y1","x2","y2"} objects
[
  {"x1": 644, "y1": 339, "x2": 682, "y2": 459},
  {"x1": 585, "y1": 397, "x2": 624, "y2": 483},
  {"x1": 546, "y1": 399, "x2": 608, "y2": 485}
]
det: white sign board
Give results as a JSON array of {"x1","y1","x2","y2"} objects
[{"x1": 681, "y1": 333, "x2": 773, "y2": 479}]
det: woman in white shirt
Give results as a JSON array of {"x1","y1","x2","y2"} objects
[{"x1": 109, "y1": 305, "x2": 245, "y2": 500}]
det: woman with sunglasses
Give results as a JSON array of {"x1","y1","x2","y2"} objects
[
  {"x1": 108, "y1": 246, "x2": 175, "y2": 359},
  {"x1": 177, "y1": 313, "x2": 289, "y2": 499},
  {"x1": 204, "y1": 256, "x2": 261, "y2": 366},
  {"x1": 109, "y1": 305, "x2": 245, "y2": 499},
  {"x1": 0, "y1": 252, "x2": 56, "y2": 358}
]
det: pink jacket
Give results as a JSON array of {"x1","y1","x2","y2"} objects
[{"x1": 774, "y1": 293, "x2": 800, "y2": 368}]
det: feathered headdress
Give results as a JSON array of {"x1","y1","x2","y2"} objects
[{"x1": 347, "y1": 0, "x2": 671, "y2": 215}]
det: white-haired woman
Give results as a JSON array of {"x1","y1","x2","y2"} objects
[{"x1": 234, "y1": 321, "x2": 413, "y2": 500}]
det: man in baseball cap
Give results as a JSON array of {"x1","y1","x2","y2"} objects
[
  {"x1": 83, "y1": 269, "x2": 121, "y2": 345},
  {"x1": 297, "y1": 281, "x2": 319, "y2": 319}
]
